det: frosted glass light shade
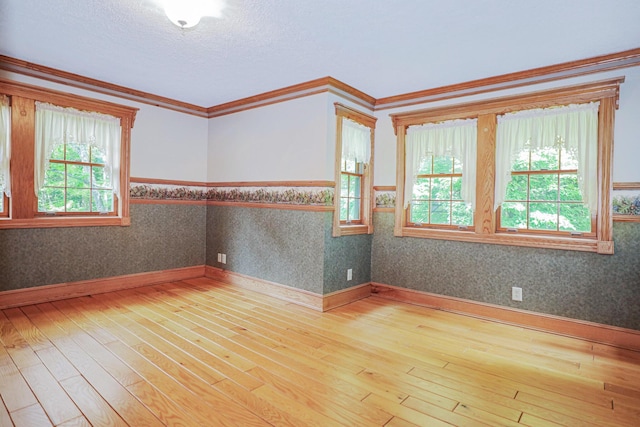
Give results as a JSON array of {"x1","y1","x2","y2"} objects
[{"x1": 164, "y1": 1, "x2": 204, "y2": 28}]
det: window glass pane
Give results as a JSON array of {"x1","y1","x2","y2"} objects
[
  {"x1": 501, "y1": 202, "x2": 527, "y2": 229},
  {"x1": 67, "y1": 164, "x2": 91, "y2": 188},
  {"x1": 531, "y1": 147, "x2": 559, "y2": 171},
  {"x1": 452, "y1": 202, "x2": 473, "y2": 226},
  {"x1": 413, "y1": 178, "x2": 430, "y2": 200},
  {"x1": 50, "y1": 144, "x2": 65, "y2": 160},
  {"x1": 512, "y1": 150, "x2": 530, "y2": 172},
  {"x1": 505, "y1": 175, "x2": 528, "y2": 201},
  {"x1": 559, "y1": 174, "x2": 582, "y2": 202},
  {"x1": 92, "y1": 166, "x2": 111, "y2": 189},
  {"x1": 340, "y1": 174, "x2": 349, "y2": 197},
  {"x1": 43, "y1": 163, "x2": 65, "y2": 187},
  {"x1": 417, "y1": 156, "x2": 432, "y2": 174},
  {"x1": 453, "y1": 158, "x2": 463, "y2": 174},
  {"x1": 431, "y1": 177, "x2": 451, "y2": 200},
  {"x1": 433, "y1": 156, "x2": 453, "y2": 174},
  {"x1": 430, "y1": 201, "x2": 450, "y2": 225},
  {"x1": 451, "y1": 177, "x2": 462, "y2": 200},
  {"x1": 349, "y1": 175, "x2": 361, "y2": 198},
  {"x1": 343, "y1": 158, "x2": 356, "y2": 173},
  {"x1": 92, "y1": 190, "x2": 114, "y2": 212},
  {"x1": 66, "y1": 188, "x2": 91, "y2": 212},
  {"x1": 560, "y1": 148, "x2": 579, "y2": 170},
  {"x1": 410, "y1": 201, "x2": 429, "y2": 224},
  {"x1": 559, "y1": 204, "x2": 591, "y2": 233},
  {"x1": 339, "y1": 197, "x2": 348, "y2": 221},
  {"x1": 348, "y1": 198, "x2": 360, "y2": 221},
  {"x1": 38, "y1": 187, "x2": 65, "y2": 212},
  {"x1": 529, "y1": 202, "x2": 558, "y2": 230},
  {"x1": 66, "y1": 143, "x2": 90, "y2": 163},
  {"x1": 91, "y1": 146, "x2": 107, "y2": 164},
  {"x1": 529, "y1": 174, "x2": 558, "y2": 201}
]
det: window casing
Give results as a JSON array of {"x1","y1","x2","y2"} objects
[
  {"x1": 392, "y1": 78, "x2": 622, "y2": 254},
  {"x1": 0, "y1": 79, "x2": 137, "y2": 229},
  {"x1": 333, "y1": 103, "x2": 376, "y2": 236}
]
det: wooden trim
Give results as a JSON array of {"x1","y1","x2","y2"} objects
[
  {"x1": 474, "y1": 114, "x2": 497, "y2": 235},
  {"x1": 334, "y1": 102, "x2": 377, "y2": 127},
  {"x1": 205, "y1": 266, "x2": 323, "y2": 311},
  {"x1": 0, "y1": 216, "x2": 130, "y2": 229},
  {"x1": 390, "y1": 77, "x2": 624, "y2": 128},
  {"x1": 130, "y1": 177, "x2": 209, "y2": 187},
  {"x1": 374, "y1": 186, "x2": 396, "y2": 192},
  {"x1": 206, "y1": 201, "x2": 333, "y2": 212},
  {"x1": 613, "y1": 182, "x2": 640, "y2": 190},
  {"x1": 374, "y1": 207, "x2": 394, "y2": 213},
  {"x1": 376, "y1": 47, "x2": 640, "y2": 110},
  {"x1": 613, "y1": 215, "x2": 640, "y2": 222},
  {"x1": 206, "y1": 180, "x2": 335, "y2": 188},
  {"x1": 130, "y1": 199, "x2": 207, "y2": 206},
  {"x1": 208, "y1": 77, "x2": 376, "y2": 118},
  {"x1": 0, "y1": 265, "x2": 205, "y2": 310},
  {"x1": 597, "y1": 97, "x2": 616, "y2": 254},
  {"x1": 393, "y1": 125, "x2": 407, "y2": 237},
  {"x1": 323, "y1": 283, "x2": 372, "y2": 311},
  {"x1": 371, "y1": 282, "x2": 640, "y2": 352},
  {"x1": 0, "y1": 55, "x2": 207, "y2": 117}
]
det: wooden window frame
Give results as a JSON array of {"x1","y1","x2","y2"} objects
[
  {"x1": 391, "y1": 78, "x2": 623, "y2": 254},
  {"x1": 333, "y1": 103, "x2": 376, "y2": 237},
  {"x1": 0, "y1": 79, "x2": 137, "y2": 229}
]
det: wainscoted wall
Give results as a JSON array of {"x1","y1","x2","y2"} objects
[
  {"x1": 372, "y1": 211, "x2": 640, "y2": 330},
  {"x1": 0, "y1": 204, "x2": 206, "y2": 292},
  {"x1": 205, "y1": 205, "x2": 371, "y2": 294}
]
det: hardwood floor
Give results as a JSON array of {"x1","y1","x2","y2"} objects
[{"x1": 1, "y1": 277, "x2": 639, "y2": 426}]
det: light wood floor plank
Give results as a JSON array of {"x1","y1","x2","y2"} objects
[{"x1": 1, "y1": 278, "x2": 639, "y2": 427}]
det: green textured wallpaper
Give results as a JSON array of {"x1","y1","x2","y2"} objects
[
  {"x1": 206, "y1": 205, "x2": 371, "y2": 294},
  {"x1": 0, "y1": 204, "x2": 206, "y2": 291},
  {"x1": 371, "y1": 212, "x2": 640, "y2": 330}
]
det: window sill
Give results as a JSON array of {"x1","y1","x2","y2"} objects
[
  {"x1": 398, "y1": 226, "x2": 612, "y2": 254},
  {"x1": 333, "y1": 224, "x2": 371, "y2": 237},
  {"x1": 0, "y1": 216, "x2": 130, "y2": 229}
]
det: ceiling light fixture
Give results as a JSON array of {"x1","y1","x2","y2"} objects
[{"x1": 163, "y1": 0, "x2": 225, "y2": 29}]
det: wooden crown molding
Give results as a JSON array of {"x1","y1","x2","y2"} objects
[
  {"x1": 2, "y1": 48, "x2": 639, "y2": 118},
  {"x1": 376, "y1": 47, "x2": 640, "y2": 110}
]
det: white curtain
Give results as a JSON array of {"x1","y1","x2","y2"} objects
[
  {"x1": 494, "y1": 102, "x2": 599, "y2": 214},
  {"x1": 342, "y1": 118, "x2": 371, "y2": 164},
  {"x1": 0, "y1": 95, "x2": 10, "y2": 198},
  {"x1": 405, "y1": 118, "x2": 478, "y2": 209},
  {"x1": 35, "y1": 102, "x2": 122, "y2": 199}
]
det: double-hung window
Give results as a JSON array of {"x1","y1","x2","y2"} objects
[
  {"x1": 0, "y1": 79, "x2": 137, "y2": 229},
  {"x1": 393, "y1": 78, "x2": 621, "y2": 253},
  {"x1": 405, "y1": 119, "x2": 477, "y2": 229},
  {"x1": 333, "y1": 103, "x2": 376, "y2": 236}
]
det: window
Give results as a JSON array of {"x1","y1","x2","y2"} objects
[
  {"x1": 0, "y1": 79, "x2": 137, "y2": 229},
  {"x1": 404, "y1": 118, "x2": 477, "y2": 229},
  {"x1": 333, "y1": 103, "x2": 376, "y2": 236},
  {"x1": 392, "y1": 78, "x2": 622, "y2": 254}
]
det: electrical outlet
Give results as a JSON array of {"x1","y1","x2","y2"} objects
[
  {"x1": 217, "y1": 253, "x2": 221, "y2": 262},
  {"x1": 221, "y1": 254, "x2": 227, "y2": 264},
  {"x1": 347, "y1": 268, "x2": 353, "y2": 281},
  {"x1": 512, "y1": 286, "x2": 523, "y2": 302}
]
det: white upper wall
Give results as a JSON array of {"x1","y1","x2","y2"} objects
[
  {"x1": 0, "y1": 71, "x2": 209, "y2": 182},
  {"x1": 207, "y1": 93, "x2": 331, "y2": 182},
  {"x1": 373, "y1": 68, "x2": 640, "y2": 186}
]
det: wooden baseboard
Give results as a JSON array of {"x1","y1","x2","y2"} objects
[
  {"x1": 323, "y1": 283, "x2": 372, "y2": 311},
  {"x1": 371, "y1": 282, "x2": 640, "y2": 352},
  {"x1": 205, "y1": 266, "x2": 324, "y2": 311},
  {"x1": 0, "y1": 265, "x2": 206, "y2": 309}
]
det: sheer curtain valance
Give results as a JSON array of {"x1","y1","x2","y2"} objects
[
  {"x1": 35, "y1": 102, "x2": 122, "y2": 198},
  {"x1": 405, "y1": 118, "x2": 478, "y2": 209},
  {"x1": 494, "y1": 102, "x2": 599, "y2": 213},
  {"x1": 0, "y1": 95, "x2": 10, "y2": 198},
  {"x1": 342, "y1": 118, "x2": 371, "y2": 164}
]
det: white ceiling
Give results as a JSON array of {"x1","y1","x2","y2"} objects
[{"x1": 1, "y1": 0, "x2": 639, "y2": 108}]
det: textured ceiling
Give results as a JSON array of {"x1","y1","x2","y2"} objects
[{"x1": 1, "y1": 0, "x2": 639, "y2": 107}]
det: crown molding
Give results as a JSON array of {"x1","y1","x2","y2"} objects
[{"x1": 2, "y1": 48, "x2": 639, "y2": 118}]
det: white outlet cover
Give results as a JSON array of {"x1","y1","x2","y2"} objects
[
  {"x1": 347, "y1": 269, "x2": 353, "y2": 281},
  {"x1": 221, "y1": 254, "x2": 227, "y2": 264},
  {"x1": 512, "y1": 286, "x2": 523, "y2": 302}
]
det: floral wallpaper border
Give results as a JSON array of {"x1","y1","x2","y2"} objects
[
  {"x1": 613, "y1": 189, "x2": 640, "y2": 217},
  {"x1": 130, "y1": 183, "x2": 334, "y2": 206},
  {"x1": 375, "y1": 191, "x2": 396, "y2": 209}
]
